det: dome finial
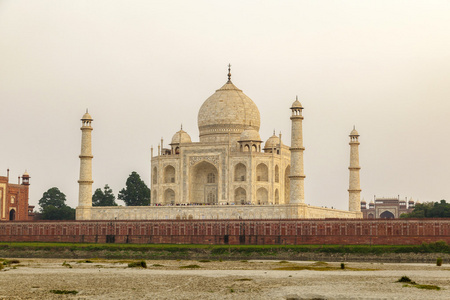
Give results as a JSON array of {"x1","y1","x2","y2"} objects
[
  {"x1": 181, "y1": 123, "x2": 183, "y2": 130},
  {"x1": 227, "y1": 63, "x2": 232, "y2": 82}
]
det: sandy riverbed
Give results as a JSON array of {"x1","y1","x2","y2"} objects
[{"x1": 0, "y1": 258, "x2": 449, "y2": 299}]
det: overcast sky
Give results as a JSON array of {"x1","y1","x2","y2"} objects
[{"x1": 1, "y1": 0, "x2": 449, "y2": 210}]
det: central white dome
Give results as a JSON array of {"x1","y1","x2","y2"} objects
[{"x1": 197, "y1": 80, "x2": 260, "y2": 143}]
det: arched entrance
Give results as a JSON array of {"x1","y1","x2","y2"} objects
[
  {"x1": 234, "y1": 163, "x2": 246, "y2": 182},
  {"x1": 9, "y1": 209, "x2": 15, "y2": 221},
  {"x1": 380, "y1": 211, "x2": 395, "y2": 219},
  {"x1": 152, "y1": 190, "x2": 157, "y2": 204},
  {"x1": 285, "y1": 165, "x2": 290, "y2": 203},
  {"x1": 234, "y1": 187, "x2": 246, "y2": 205},
  {"x1": 256, "y1": 163, "x2": 268, "y2": 181},
  {"x1": 164, "y1": 189, "x2": 175, "y2": 205},
  {"x1": 256, "y1": 187, "x2": 268, "y2": 205},
  {"x1": 164, "y1": 165, "x2": 176, "y2": 183},
  {"x1": 275, "y1": 189, "x2": 279, "y2": 204},
  {"x1": 190, "y1": 161, "x2": 218, "y2": 204}
]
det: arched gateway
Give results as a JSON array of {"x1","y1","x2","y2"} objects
[{"x1": 190, "y1": 161, "x2": 218, "y2": 204}]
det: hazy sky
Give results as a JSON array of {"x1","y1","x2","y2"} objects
[{"x1": 1, "y1": 0, "x2": 449, "y2": 210}]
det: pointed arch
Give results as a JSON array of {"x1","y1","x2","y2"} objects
[
  {"x1": 152, "y1": 167, "x2": 158, "y2": 184},
  {"x1": 152, "y1": 190, "x2": 158, "y2": 204},
  {"x1": 380, "y1": 211, "x2": 395, "y2": 219},
  {"x1": 190, "y1": 161, "x2": 218, "y2": 204},
  {"x1": 163, "y1": 188, "x2": 175, "y2": 205},
  {"x1": 9, "y1": 209, "x2": 15, "y2": 221},
  {"x1": 234, "y1": 187, "x2": 246, "y2": 205},
  {"x1": 256, "y1": 163, "x2": 268, "y2": 182},
  {"x1": 256, "y1": 188, "x2": 268, "y2": 205},
  {"x1": 234, "y1": 163, "x2": 246, "y2": 182},
  {"x1": 275, "y1": 165, "x2": 279, "y2": 183},
  {"x1": 164, "y1": 165, "x2": 176, "y2": 183},
  {"x1": 285, "y1": 165, "x2": 290, "y2": 203}
]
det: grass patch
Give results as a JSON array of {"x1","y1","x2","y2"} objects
[
  {"x1": 414, "y1": 284, "x2": 440, "y2": 290},
  {"x1": 397, "y1": 276, "x2": 440, "y2": 290},
  {"x1": 127, "y1": 260, "x2": 147, "y2": 268},
  {"x1": 152, "y1": 264, "x2": 164, "y2": 267},
  {"x1": 275, "y1": 262, "x2": 375, "y2": 272},
  {"x1": 278, "y1": 260, "x2": 289, "y2": 264},
  {"x1": 62, "y1": 261, "x2": 72, "y2": 269},
  {"x1": 198, "y1": 259, "x2": 211, "y2": 263},
  {"x1": 179, "y1": 264, "x2": 201, "y2": 269},
  {"x1": 77, "y1": 260, "x2": 93, "y2": 264},
  {"x1": 0, "y1": 241, "x2": 449, "y2": 260},
  {"x1": 2, "y1": 259, "x2": 20, "y2": 266},
  {"x1": 50, "y1": 290, "x2": 78, "y2": 295},
  {"x1": 235, "y1": 278, "x2": 252, "y2": 281}
]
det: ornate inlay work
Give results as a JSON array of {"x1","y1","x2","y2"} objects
[{"x1": 189, "y1": 155, "x2": 219, "y2": 167}]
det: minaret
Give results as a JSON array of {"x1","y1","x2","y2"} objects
[
  {"x1": 348, "y1": 126, "x2": 361, "y2": 211},
  {"x1": 289, "y1": 96, "x2": 305, "y2": 204},
  {"x1": 77, "y1": 110, "x2": 94, "y2": 218}
]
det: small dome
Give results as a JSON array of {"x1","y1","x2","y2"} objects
[
  {"x1": 240, "y1": 128, "x2": 261, "y2": 141},
  {"x1": 361, "y1": 198, "x2": 366, "y2": 203},
  {"x1": 23, "y1": 170, "x2": 30, "y2": 177},
  {"x1": 171, "y1": 129, "x2": 192, "y2": 144},
  {"x1": 291, "y1": 96, "x2": 303, "y2": 109},
  {"x1": 350, "y1": 127, "x2": 359, "y2": 136},
  {"x1": 264, "y1": 133, "x2": 283, "y2": 149},
  {"x1": 81, "y1": 111, "x2": 93, "y2": 121},
  {"x1": 408, "y1": 198, "x2": 414, "y2": 203}
]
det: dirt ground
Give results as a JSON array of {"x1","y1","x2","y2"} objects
[{"x1": 0, "y1": 258, "x2": 449, "y2": 299}]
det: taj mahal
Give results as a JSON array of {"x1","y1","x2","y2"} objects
[{"x1": 76, "y1": 67, "x2": 362, "y2": 220}]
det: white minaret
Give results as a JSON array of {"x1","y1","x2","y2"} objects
[
  {"x1": 348, "y1": 126, "x2": 361, "y2": 212},
  {"x1": 77, "y1": 110, "x2": 94, "y2": 219},
  {"x1": 289, "y1": 96, "x2": 305, "y2": 204}
]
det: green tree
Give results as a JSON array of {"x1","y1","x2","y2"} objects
[
  {"x1": 401, "y1": 200, "x2": 450, "y2": 218},
  {"x1": 92, "y1": 184, "x2": 117, "y2": 206},
  {"x1": 118, "y1": 172, "x2": 150, "y2": 206},
  {"x1": 38, "y1": 187, "x2": 75, "y2": 220}
]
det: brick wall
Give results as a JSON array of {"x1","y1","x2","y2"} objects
[{"x1": 0, "y1": 219, "x2": 449, "y2": 245}]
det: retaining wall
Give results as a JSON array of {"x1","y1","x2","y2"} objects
[{"x1": 0, "y1": 219, "x2": 449, "y2": 245}]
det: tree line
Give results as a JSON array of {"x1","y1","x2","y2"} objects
[
  {"x1": 400, "y1": 200, "x2": 450, "y2": 218},
  {"x1": 38, "y1": 171, "x2": 150, "y2": 220}
]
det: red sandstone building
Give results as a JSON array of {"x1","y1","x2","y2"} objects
[
  {"x1": 361, "y1": 196, "x2": 415, "y2": 219},
  {"x1": 0, "y1": 170, "x2": 34, "y2": 221}
]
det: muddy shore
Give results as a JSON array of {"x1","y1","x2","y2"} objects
[{"x1": 0, "y1": 258, "x2": 449, "y2": 299}]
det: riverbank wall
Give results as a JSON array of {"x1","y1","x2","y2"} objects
[{"x1": 1, "y1": 218, "x2": 449, "y2": 245}]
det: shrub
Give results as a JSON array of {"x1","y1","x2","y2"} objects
[
  {"x1": 128, "y1": 261, "x2": 147, "y2": 268},
  {"x1": 436, "y1": 257, "x2": 443, "y2": 266},
  {"x1": 397, "y1": 276, "x2": 414, "y2": 283},
  {"x1": 179, "y1": 264, "x2": 201, "y2": 269},
  {"x1": 50, "y1": 290, "x2": 78, "y2": 295},
  {"x1": 340, "y1": 263, "x2": 345, "y2": 269},
  {"x1": 62, "y1": 261, "x2": 72, "y2": 269}
]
